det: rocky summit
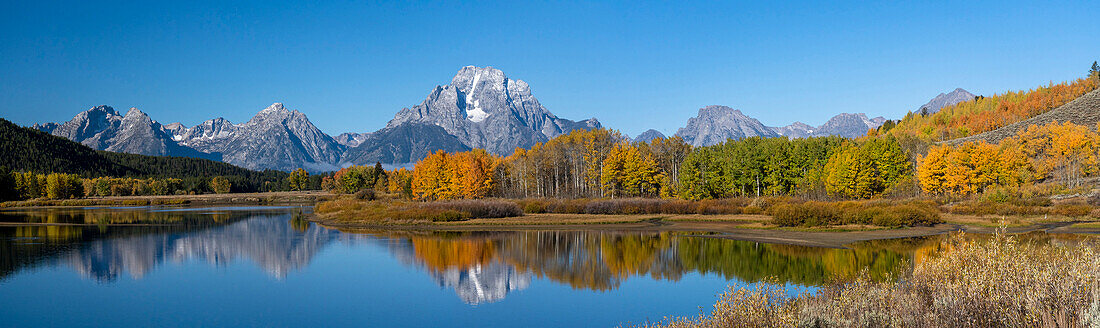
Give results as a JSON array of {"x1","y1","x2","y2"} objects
[
  {"x1": 919, "y1": 88, "x2": 975, "y2": 115},
  {"x1": 674, "y1": 105, "x2": 778, "y2": 147},
  {"x1": 383, "y1": 66, "x2": 601, "y2": 156},
  {"x1": 43, "y1": 105, "x2": 213, "y2": 159},
  {"x1": 172, "y1": 103, "x2": 345, "y2": 172},
  {"x1": 633, "y1": 129, "x2": 667, "y2": 143},
  {"x1": 812, "y1": 113, "x2": 886, "y2": 138}
]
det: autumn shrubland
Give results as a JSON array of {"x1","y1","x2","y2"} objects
[
  {"x1": 314, "y1": 197, "x2": 523, "y2": 224},
  {"x1": 769, "y1": 200, "x2": 941, "y2": 228},
  {"x1": 638, "y1": 232, "x2": 1100, "y2": 328}
]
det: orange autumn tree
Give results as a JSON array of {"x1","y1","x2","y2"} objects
[
  {"x1": 918, "y1": 121, "x2": 1100, "y2": 196},
  {"x1": 1008, "y1": 121, "x2": 1100, "y2": 187},
  {"x1": 410, "y1": 149, "x2": 501, "y2": 200},
  {"x1": 411, "y1": 150, "x2": 456, "y2": 200},
  {"x1": 451, "y1": 149, "x2": 500, "y2": 199},
  {"x1": 918, "y1": 141, "x2": 1030, "y2": 196}
]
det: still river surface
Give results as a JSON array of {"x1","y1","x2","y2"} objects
[{"x1": 0, "y1": 206, "x2": 963, "y2": 327}]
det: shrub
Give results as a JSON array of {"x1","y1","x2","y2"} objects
[
  {"x1": 875, "y1": 203, "x2": 940, "y2": 227},
  {"x1": 420, "y1": 199, "x2": 523, "y2": 219},
  {"x1": 772, "y1": 200, "x2": 940, "y2": 227},
  {"x1": 515, "y1": 199, "x2": 548, "y2": 214},
  {"x1": 354, "y1": 189, "x2": 376, "y2": 201},
  {"x1": 770, "y1": 202, "x2": 840, "y2": 227},
  {"x1": 741, "y1": 205, "x2": 764, "y2": 215},
  {"x1": 1053, "y1": 203, "x2": 1093, "y2": 217},
  {"x1": 584, "y1": 198, "x2": 664, "y2": 214}
]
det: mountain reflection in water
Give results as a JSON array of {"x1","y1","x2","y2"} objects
[{"x1": 1, "y1": 207, "x2": 945, "y2": 305}]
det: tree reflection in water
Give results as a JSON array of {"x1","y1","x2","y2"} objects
[
  {"x1": 4, "y1": 207, "x2": 1080, "y2": 306},
  {"x1": 380, "y1": 231, "x2": 943, "y2": 304},
  {"x1": 0, "y1": 207, "x2": 343, "y2": 282}
]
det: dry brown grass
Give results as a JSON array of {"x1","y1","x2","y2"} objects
[
  {"x1": 638, "y1": 232, "x2": 1100, "y2": 328},
  {"x1": 314, "y1": 197, "x2": 523, "y2": 224}
]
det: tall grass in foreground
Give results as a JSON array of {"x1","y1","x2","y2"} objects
[{"x1": 638, "y1": 233, "x2": 1100, "y2": 328}]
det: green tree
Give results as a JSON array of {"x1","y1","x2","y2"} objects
[
  {"x1": 823, "y1": 138, "x2": 911, "y2": 198},
  {"x1": 0, "y1": 166, "x2": 16, "y2": 201},
  {"x1": 678, "y1": 148, "x2": 730, "y2": 200}
]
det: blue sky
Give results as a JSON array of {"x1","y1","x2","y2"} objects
[{"x1": 2, "y1": 1, "x2": 1098, "y2": 137}]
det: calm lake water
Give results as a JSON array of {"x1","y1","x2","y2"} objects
[{"x1": 0, "y1": 206, "x2": 938, "y2": 327}]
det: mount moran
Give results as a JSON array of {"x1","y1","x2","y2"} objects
[{"x1": 33, "y1": 66, "x2": 972, "y2": 172}]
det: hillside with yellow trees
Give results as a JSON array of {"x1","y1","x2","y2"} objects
[
  {"x1": 888, "y1": 73, "x2": 1099, "y2": 142},
  {"x1": 316, "y1": 65, "x2": 1100, "y2": 229}
]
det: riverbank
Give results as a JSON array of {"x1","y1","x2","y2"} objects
[
  {"x1": 310, "y1": 211, "x2": 1100, "y2": 248},
  {"x1": 307, "y1": 195, "x2": 1100, "y2": 247},
  {"x1": 0, "y1": 190, "x2": 337, "y2": 208}
]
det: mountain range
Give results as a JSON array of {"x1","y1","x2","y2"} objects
[
  {"x1": 669, "y1": 107, "x2": 887, "y2": 147},
  {"x1": 32, "y1": 66, "x2": 972, "y2": 171}
]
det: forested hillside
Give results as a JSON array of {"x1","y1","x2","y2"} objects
[
  {"x1": 0, "y1": 118, "x2": 289, "y2": 195},
  {"x1": 0, "y1": 118, "x2": 136, "y2": 176},
  {"x1": 888, "y1": 72, "x2": 1099, "y2": 142}
]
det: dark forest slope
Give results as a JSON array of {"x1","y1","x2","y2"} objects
[{"x1": 0, "y1": 118, "x2": 286, "y2": 189}]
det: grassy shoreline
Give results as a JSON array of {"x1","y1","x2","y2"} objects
[{"x1": 0, "y1": 190, "x2": 337, "y2": 208}]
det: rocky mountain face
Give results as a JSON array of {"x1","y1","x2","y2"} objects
[
  {"x1": 39, "y1": 66, "x2": 599, "y2": 171},
  {"x1": 772, "y1": 114, "x2": 885, "y2": 139},
  {"x1": 668, "y1": 107, "x2": 887, "y2": 145},
  {"x1": 383, "y1": 66, "x2": 601, "y2": 156},
  {"x1": 674, "y1": 105, "x2": 778, "y2": 147},
  {"x1": 772, "y1": 122, "x2": 814, "y2": 138},
  {"x1": 41, "y1": 105, "x2": 213, "y2": 159},
  {"x1": 633, "y1": 129, "x2": 666, "y2": 143},
  {"x1": 31, "y1": 122, "x2": 58, "y2": 133},
  {"x1": 813, "y1": 113, "x2": 886, "y2": 138},
  {"x1": 333, "y1": 132, "x2": 371, "y2": 148},
  {"x1": 42, "y1": 103, "x2": 343, "y2": 171},
  {"x1": 919, "y1": 88, "x2": 975, "y2": 115},
  {"x1": 174, "y1": 103, "x2": 345, "y2": 172}
]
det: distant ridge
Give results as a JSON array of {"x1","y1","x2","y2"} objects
[
  {"x1": 675, "y1": 105, "x2": 778, "y2": 147},
  {"x1": 633, "y1": 129, "x2": 666, "y2": 143},
  {"x1": 919, "y1": 88, "x2": 976, "y2": 115}
]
